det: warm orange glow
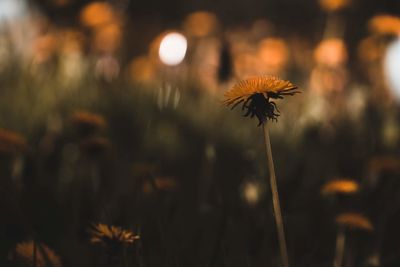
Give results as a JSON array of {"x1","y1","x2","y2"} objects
[
  {"x1": 314, "y1": 38, "x2": 347, "y2": 67},
  {"x1": 257, "y1": 38, "x2": 289, "y2": 74},
  {"x1": 80, "y1": 2, "x2": 115, "y2": 28},
  {"x1": 368, "y1": 15, "x2": 400, "y2": 36},
  {"x1": 93, "y1": 23, "x2": 122, "y2": 53},
  {"x1": 321, "y1": 179, "x2": 359, "y2": 195},
  {"x1": 319, "y1": 0, "x2": 351, "y2": 12},
  {"x1": 183, "y1": 11, "x2": 219, "y2": 37},
  {"x1": 335, "y1": 213, "x2": 373, "y2": 232},
  {"x1": 59, "y1": 29, "x2": 85, "y2": 54},
  {"x1": 70, "y1": 111, "x2": 107, "y2": 130},
  {"x1": 128, "y1": 56, "x2": 156, "y2": 83},
  {"x1": 358, "y1": 36, "x2": 385, "y2": 63}
]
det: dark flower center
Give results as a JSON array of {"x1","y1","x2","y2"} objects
[{"x1": 242, "y1": 93, "x2": 280, "y2": 126}]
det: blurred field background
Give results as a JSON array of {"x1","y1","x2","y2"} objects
[{"x1": 1, "y1": 0, "x2": 400, "y2": 266}]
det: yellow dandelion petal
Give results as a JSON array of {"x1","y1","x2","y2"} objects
[
  {"x1": 10, "y1": 240, "x2": 62, "y2": 267},
  {"x1": 321, "y1": 179, "x2": 360, "y2": 195},
  {"x1": 223, "y1": 76, "x2": 299, "y2": 125},
  {"x1": 335, "y1": 213, "x2": 373, "y2": 232},
  {"x1": 90, "y1": 223, "x2": 139, "y2": 246}
]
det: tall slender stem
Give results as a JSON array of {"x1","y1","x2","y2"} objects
[
  {"x1": 334, "y1": 229, "x2": 346, "y2": 267},
  {"x1": 33, "y1": 240, "x2": 37, "y2": 267},
  {"x1": 262, "y1": 123, "x2": 289, "y2": 267}
]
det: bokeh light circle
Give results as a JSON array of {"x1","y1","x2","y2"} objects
[
  {"x1": 158, "y1": 32, "x2": 187, "y2": 66},
  {"x1": 384, "y1": 38, "x2": 400, "y2": 101}
]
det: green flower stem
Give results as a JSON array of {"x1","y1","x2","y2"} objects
[
  {"x1": 262, "y1": 122, "x2": 289, "y2": 267},
  {"x1": 334, "y1": 229, "x2": 346, "y2": 267}
]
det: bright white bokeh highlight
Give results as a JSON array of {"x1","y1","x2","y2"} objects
[
  {"x1": 384, "y1": 37, "x2": 400, "y2": 102},
  {"x1": 158, "y1": 32, "x2": 187, "y2": 66},
  {"x1": 0, "y1": 0, "x2": 27, "y2": 21}
]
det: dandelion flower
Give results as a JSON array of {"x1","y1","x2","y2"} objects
[
  {"x1": 223, "y1": 76, "x2": 299, "y2": 125},
  {"x1": 70, "y1": 111, "x2": 107, "y2": 136},
  {"x1": 90, "y1": 223, "x2": 140, "y2": 247},
  {"x1": 319, "y1": 0, "x2": 351, "y2": 12},
  {"x1": 368, "y1": 15, "x2": 400, "y2": 36},
  {"x1": 10, "y1": 240, "x2": 62, "y2": 267},
  {"x1": 321, "y1": 179, "x2": 359, "y2": 195},
  {"x1": 335, "y1": 212, "x2": 373, "y2": 232}
]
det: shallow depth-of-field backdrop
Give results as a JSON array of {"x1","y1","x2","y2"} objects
[{"x1": 1, "y1": 0, "x2": 400, "y2": 266}]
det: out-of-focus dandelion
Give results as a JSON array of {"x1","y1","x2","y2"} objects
[
  {"x1": 319, "y1": 0, "x2": 351, "y2": 12},
  {"x1": 183, "y1": 11, "x2": 219, "y2": 37},
  {"x1": 128, "y1": 55, "x2": 157, "y2": 84},
  {"x1": 314, "y1": 38, "x2": 348, "y2": 67},
  {"x1": 257, "y1": 38, "x2": 289, "y2": 75},
  {"x1": 90, "y1": 223, "x2": 140, "y2": 246},
  {"x1": 158, "y1": 32, "x2": 188, "y2": 66},
  {"x1": 90, "y1": 224, "x2": 140, "y2": 267},
  {"x1": 223, "y1": 76, "x2": 299, "y2": 267},
  {"x1": 333, "y1": 213, "x2": 373, "y2": 267},
  {"x1": 336, "y1": 212, "x2": 373, "y2": 231},
  {"x1": 80, "y1": 2, "x2": 116, "y2": 28},
  {"x1": 93, "y1": 23, "x2": 122, "y2": 53},
  {"x1": 321, "y1": 179, "x2": 359, "y2": 195},
  {"x1": 70, "y1": 111, "x2": 107, "y2": 136},
  {"x1": 368, "y1": 15, "x2": 400, "y2": 36},
  {"x1": 142, "y1": 176, "x2": 178, "y2": 193},
  {"x1": 184, "y1": 11, "x2": 218, "y2": 37},
  {"x1": 10, "y1": 240, "x2": 62, "y2": 267},
  {"x1": 0, "y1": 128, "x2": 27, "y2": 155}
]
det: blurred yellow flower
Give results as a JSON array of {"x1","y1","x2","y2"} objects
[
  {"x1": 10, "y1": 240, "x2": 62, "y2": 267},
  {"x1": 90, "y1": 223, "x2": 140, "y2": 246},
  {"x1": 93, "y1": 23, "x2": 122, "y2": 53},
  {"x1": 314, "y1": 38, "x2": 348, "y2": 67},
  {"x1": 321, "y1": 179, "x2": 359, "y2": 195},
  {"x1": 257, "y1": 38, "x2": 289, "y2": 74},
  {"x1": 80, "y1": 2, "x2": 115, "y2": 28},
  {"x1": 319, "y1": 0, "x2": 351, "y2": 12},
  {"x1": 369, "y1": 15, "x2": 400, "y2": 36},
  {"x1": 70, "y1": 111, "x2": 107, "y2": 134},
  {"x1": 183, "y1": 11, "x2": 219, "y2": 37},
  {"x1": 335, "y1": 213, "x2": 373, "y2": 232},
  {"x1": 223, "y1": 76, "x2": 299, "y2": 125}
]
